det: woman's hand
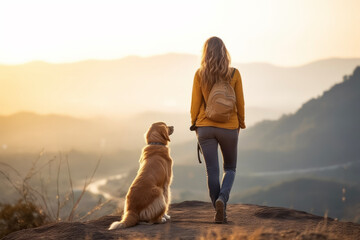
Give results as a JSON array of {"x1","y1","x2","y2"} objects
[{"x1": 190, "y1": 124, "x2": 197, "y2": 131}]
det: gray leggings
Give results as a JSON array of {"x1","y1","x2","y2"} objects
[{"x1": 197, "y1": 126, "x2": 238, "y2": 208}]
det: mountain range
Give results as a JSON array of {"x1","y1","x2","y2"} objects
[
  {"x1": 236, "y1": 66, "x2": 360, "y2": 172},
  {"x1": 1, "y1": 66, "x2": 360, "y2": 173},
  {"x1": 1, "y1": 54, "x2": 360, "y2": 126},
  {"x1": 1, "y1": 57, "x2": 360, "y2": 153}
]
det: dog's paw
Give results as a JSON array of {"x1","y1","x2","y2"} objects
[
  {"x1": 108, "y1": 221, "x2": 125, "y2": 230},
  {"x1": 163, "y1": 214, "x2": 171, "y2": 220},
  {"x1": 161, "y1": 217, "x2": 167, "y2": 223}
]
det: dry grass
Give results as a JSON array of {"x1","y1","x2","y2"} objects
[
  {"x1": 197, "y1": 227, "x2": 339, "y2": 240},
  {"x1": 0, "y1": 151, "x2": 107, "y2": 223}
]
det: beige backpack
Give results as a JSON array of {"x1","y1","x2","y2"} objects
[{"x1": 204, "y1": 68, "x2": 236, "y2": 123}]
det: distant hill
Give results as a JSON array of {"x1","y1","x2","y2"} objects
[
  {"x1": 0, "y1": 112, "x2": 116, "y2": 152},
  {"x1": 0, "y1": 111, "x2": 192, "y2": 153},
  {"x1": 233, "y1": 66, "x2": 360, "y2": 172},
  {"x1": 232, "y1": 178, "x2": 360, "y2": 222},
  {"x1": 1, "y1": 54, "x2": 360, "y2": 126}
]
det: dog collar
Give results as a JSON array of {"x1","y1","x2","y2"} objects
[{"x1": 148, "y1": 142, "x2": 167, "y2": 146}]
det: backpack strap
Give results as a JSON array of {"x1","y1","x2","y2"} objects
[{"x1": 231, "y1": 68, "x2": 236, "y2": 78}]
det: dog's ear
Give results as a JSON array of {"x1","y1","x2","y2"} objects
[{"x1": 161, "y1": 127, "x2": 170, "y2": 142}]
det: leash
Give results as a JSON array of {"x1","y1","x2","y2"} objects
[{"x1": 197, "y1": 143, "x2": 203, "y2": 164}]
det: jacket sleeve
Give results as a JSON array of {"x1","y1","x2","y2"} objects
[
  {"x1": 190, "y1": 70, "x2": 202, "y2": 126},
  {"x1": 234, "y1": 69, "x2": 246, "y2": 129}
]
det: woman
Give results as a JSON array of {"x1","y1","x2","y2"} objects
[{"x1": 190, "y1": 36, "x2": 245, "y2": 223}]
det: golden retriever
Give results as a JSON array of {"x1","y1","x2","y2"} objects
[{"x1": 108, "y1": 122, "x2": 174, "y2": 229}]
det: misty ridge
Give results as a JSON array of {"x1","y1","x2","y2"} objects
[
  {"x1": 1, "y1": 56, "x2": 360, "y2": 224},
  {"x1": 1, "y1": 54, "x2": 360, "y2": 121},
  {"x1": 1, "y1": 54, "x2": 360, "y2": 153}
]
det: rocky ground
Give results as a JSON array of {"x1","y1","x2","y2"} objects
[{"x1": 3, "y1": 201, "x2": 360, "y2": 240}]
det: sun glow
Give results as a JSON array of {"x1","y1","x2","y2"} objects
[{"x1": 0, "y1": 0, "x2": 359, "y2": 66}]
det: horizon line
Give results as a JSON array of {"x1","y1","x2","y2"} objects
[{"x1": 1, "y1": 52, "x2": 360, "y2": 68}]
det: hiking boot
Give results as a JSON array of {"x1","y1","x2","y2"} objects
[
  {"x1": 223, "y1": 211, "x2": 228, "y2": 224},
  {"x1": 215, "y1": 198, "x2": 225, "y2": 223},
  {"x1": 220, "y1": 208, "x2": 228, "y2": 223}
]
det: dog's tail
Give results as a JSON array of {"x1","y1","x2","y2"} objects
[{"x1": 108, "y1": 211, "x2": 139, "y2": 230}]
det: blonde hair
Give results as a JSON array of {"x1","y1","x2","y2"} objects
[{"x1": 199, "y1": 37, "x2": 232, "y2": 92}]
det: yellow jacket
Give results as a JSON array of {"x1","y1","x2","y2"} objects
[{"x1": 190, "y1": 68, "x2": 246, "y2": 129}]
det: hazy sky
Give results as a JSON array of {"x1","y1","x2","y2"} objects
[{"x1": 0, "y1": 0, "x2": 359, "y2": 66}]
